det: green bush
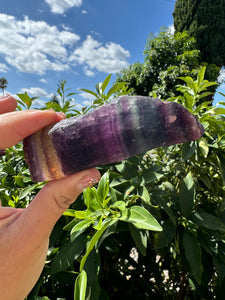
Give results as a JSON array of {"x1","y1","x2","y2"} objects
[
  {"x1": 2, "y1": 69, "x2": 225, "y2": 299},
  {"x1": 116, "y1": 29, "x2": 220, "y2": 101}
]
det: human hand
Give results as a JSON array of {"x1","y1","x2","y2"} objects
[{"x1": 0, "y1": 95, "x2": 100, "y2": 300}]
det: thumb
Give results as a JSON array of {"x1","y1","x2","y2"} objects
[{"x1": 21, "y1": 168, "x2": 101, "y2": 240}]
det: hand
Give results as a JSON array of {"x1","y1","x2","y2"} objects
[{"x1": 0, "y1": 95, "x2": 100, "y2": 300}]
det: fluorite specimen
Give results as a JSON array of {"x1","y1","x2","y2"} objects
[{"x1": 23, "y1": 96, "x2": 204, "y2": 182}]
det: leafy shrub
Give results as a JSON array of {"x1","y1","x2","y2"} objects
[{"x1": 2, "y1": 69, "x2": 225, "y2": 300}]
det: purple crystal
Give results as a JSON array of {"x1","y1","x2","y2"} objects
[{"x1": 23, "y1": 96, "x2": 204, "y2": 181}]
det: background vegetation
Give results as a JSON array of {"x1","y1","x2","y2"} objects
[
  {"x1": 1, "y1": 64, "x2": 225, "y2": 300},
  {"x1": 1, "y1": 0, "x2": 225, "y2": 298},
  {"x1": 173, "y1": 0, "x2": 225, "y2": 67}
]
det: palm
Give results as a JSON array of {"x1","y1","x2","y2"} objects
[{"x1": 0, "y1": 77, "x2": 8, "y2": 95}]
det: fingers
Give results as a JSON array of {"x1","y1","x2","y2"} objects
[
  {"x1": 0, "y1": 95, "x2": 17, "y2": 114},
  {"x1": 0, "y1": 109, "x2": 65, "y2": 149},
  {"x1": 0, "y1": 207, "x2": 23, "y2": 228},
  {"x1": 20, "y1": 168, "x2": 101, "y2": 239}
]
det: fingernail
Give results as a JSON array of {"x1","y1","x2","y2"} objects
[
  {"x1": 78, "y1": 176, "x2": 100, "y2": 190},
  {"x1": 56, "y1": 112, "x2": 66, "y2": 121}
]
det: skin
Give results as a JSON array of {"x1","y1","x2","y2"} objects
[{"x1": 0, "y1": 95, "x2": 101, "y2": 300}]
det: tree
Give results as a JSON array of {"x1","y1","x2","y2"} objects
[
  {"x1": 0, "y1": 77, "x2": 8, "y2": 95},
  {"x1": 173, "y1": 0, "x2": 225, "y2": 67},
  {"x1": 116, "y1": 29, "x2": 220, "y2": 100}
]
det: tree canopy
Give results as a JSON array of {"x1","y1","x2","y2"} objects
[
  {"x1": 173, "y1": 0, "x2": 225, "y2": 67},
  {"x1": 116, "y1": 30, "x2": 220, "y2": 100}
]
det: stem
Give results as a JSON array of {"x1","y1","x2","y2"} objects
[{"x1": 177, "y1": 269, "x2": 186, "y2": 300}]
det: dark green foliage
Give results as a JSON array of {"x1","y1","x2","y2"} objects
[
  {"x1": 173, "y1": 0, "x2": 225, "y2": 67},
  {"x1": 2, "y1": 71, "x2": 225, "y2": 299},
  {"x1": 116, "y1": 29, "x2": 220, "y2": 100}
]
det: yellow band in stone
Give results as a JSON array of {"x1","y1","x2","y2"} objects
[{"x1": 36, "y1": 126, "x2": 64, "y2": 181}]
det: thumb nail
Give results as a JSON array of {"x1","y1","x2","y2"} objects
[{"x1": 78, "y1": 175, "x2": 100, "y2": 191}]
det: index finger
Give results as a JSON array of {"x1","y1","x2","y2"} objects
[
  {"x1": 0, "y1": 95, "x2": 17, "y2": 114},
  {"x1": 0, "y1": 110, "x2": 64, "y2": 149}
]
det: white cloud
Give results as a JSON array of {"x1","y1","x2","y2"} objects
[
  {"x1": 218, "y1": 68, "x2": 225, "y2": 84},
  {"x1": 61, "y1": 24, "x2": 72, "y2": 31},
  {"x1": 18, "y1": 87, "x2": 49, "y2": 98},
  {"x1": 168, "y1": 24, "x2": 175, "y2": 35},
  {"x1": 82, "y1": 99, "x2": 93, "y2": 106},
  {"x1": 40, "y1": 78, "x2": 48, "y2": 84},
  {"x1": 45, "y1": 0, "x2": 83, "y2": 14},
  {"x1": 81, "y1": 10, "x2": 88, "y2": 14},
  {"x1": 69, "y1": 35, "x2": 130, "y2": 74},
  {"x1": 79, "y1": 91, "x2": 96, "y2": 101},
  {"x1": 0, "y1": 14, "x2": 80, "y2": 75},
  {"x1": 0, "y1": 14, "x2": 130, "y2": 77},
  {"x1": 83, "y1": 66, "x2": 95, "y2": 77},
  {"x1": 32, "y1": 99, "x2": 47, "y2": 108},
  {"x1": 0, "y1": 62, "x2": 8, "y2": 72}
]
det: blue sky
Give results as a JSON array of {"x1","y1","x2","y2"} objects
[{"x1": 0, "y1": 0, "x2": 224, "y2": 108}]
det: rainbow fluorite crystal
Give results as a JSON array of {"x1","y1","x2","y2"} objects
[{"x1": 23, "y1": 96, "x2": 204, "y2": 182}]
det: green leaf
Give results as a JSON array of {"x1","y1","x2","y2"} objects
[
  {"x1": 199, "y1": 81, "x2": 217, "y2": 92},
  {"x1": 179, "y1": 172, "x2": 195, "y2": 218},
  {"x1": 106, "y1": 82, "x2": 127, "y2": 99},
  {"x1": 19, "y1": 184, "x2": 40, "y2": 199},
  {"x1": 74, "y1": 270, "x2": 87, "y2": 300},
  {"x1": 182, "y1": 142, "x2": 196, "y2": 160},
  {"x1": 120, "y1": 205, "x2": 162, "y2": 231},
  {"x1": 63, "y1": 218, "x2": 80, "y2": 232},
  {"x1": 67, "y1": 92, "x2": 77, "y2": 97},
  {"x1": 124, "y1": 185, "x2": 135, "y2": 200},
  {"x1": 154, "y1": 219, "x2": 176, "y2": 249},
  {"x1": 74, "y1": 210, "x2": 87, "y2": 219},
  {"x1": 93, "y1": 216, "x2": 103, "y2": 230},
  {"x1": 80, "y1": 219, "x2": 114, "y2": 271},
  {"x1": 142, "y1": 170, "x2": 164, "y2": 184},
  {"x1": 85, "y1": 187, "x2": 103, "y2": 211},
  {"x1": 198, "y1": 138, "x2": 209, "y2": 158},
  {"x1": 110, "y1": 200, "x2": 126, "y2": 211},
  {"x1": 179, "y1": 76, "x2": 194, "y2": 86},
  {"x1": 83, "y1": 249, "x2": 101, "y2": 300},
  {"x1": 50, "y1": 234, "x2": 87, "y2": 274},
  {"x1": 83, "y1": 187, "x2": 91, "y2": 209},
  {"x1": 116, "y1": 161, "x2": 138, "y2": 180},
  {"x1": 194, "y1": 101, "x2": 210, "y2": 113},
  {"x1": 101, "y1": 74, "x2": 112, "y2": 93},
  {"x1": 218, "y1": 92, "x2": 225, "y2": 97},
  {"x1": 79, "y1": 88, "x2": 98, "y2": 99},
  {"x1": 97, "y1": 172, "x2": 109, "y2": 203},
  {"x1": 71, "y1": 219, "x2": 93, "y2": 241},
  {"x1": 208, "y1": 107, "x2": 225, "y2": 115},
  {"x1": 197, "y1": 66, "x2": 206, "y2": 87},
  {"x1": 197, "y1": 91, "x2": 213, "y2": 100},
  {"x1": 63, "y1": 209, "x2": 76, "y2": 217},
  {"x1": 184, "y1": 93, "x2": 194, "y2": 111},
  {"x1": 190, "y1": 210, "x2": 225, "y2": 232},
  {"x1": 176, "y1": 85, "x2": 194, "y2": 98},
  {"x1": 156, "y1": 197, "x2": 177, "y2": 225},
  {"x1": 137, "y1": 185, "x2": 151, "y2": 204},
  {"x1": 97, "y1": 220, "x2": 118, "y2": 248},
  {"x1": 129, "y1": 224, "x2": 148, "y2": 256},
  {"x1": 217, "y1": 153, "x2": 225, "y2": 184},
  {"x1": 17, "y1": 92, "x2": 32, "y2": 109},
  {"x1": 213, "y1": 255, "x2": 225, "y2": 284},
  {"x1": 183, "y1": 230, "x2": 203, "y2": 284}
]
